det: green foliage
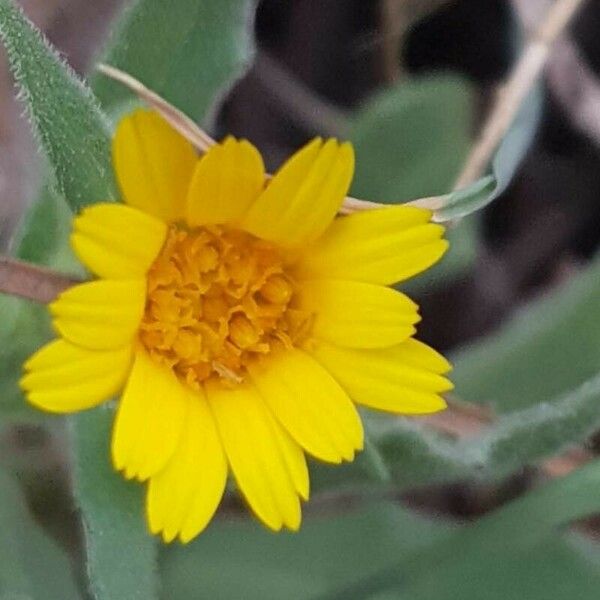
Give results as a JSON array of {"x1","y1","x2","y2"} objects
[
  {"x1": 344, "y1": 371, "x2": 600, "y2": 492},
  {"x1": 470, "y1": 374, "x2": 600, "y2": 476},
  {"x1": 161, "y1": 493, "x2": 600, "y2": 600},
  {"x1": 92, "y1": 0, "x2": 255, "y2": 122},
  {"x1": 0, "y1": 0, "x2": 116, "y2": 210},
  {"x1": 161, "y1": 502, "x2": 450, "y2": 599},
  {"x1": 452, "y1": 254, "x2": 600, "y2": 412},
  {"x1": 350, "y1": 75, "x2": 472, "y2": 202},
  {"x1": 325, "y1": 459, "x2": 600, "y2": 599},
  {"x1": 364, "y1": 416, "x2": 475, "y2": 488},
  {"x1": 15, "y1": 184, "x2": 80, "y2": 272},
  {"x1": 0, "y1": 467, "x2": 81, "y2": 599},
  {"x1": 71, "y1": 408, "x2": 158, "y2": 600}
]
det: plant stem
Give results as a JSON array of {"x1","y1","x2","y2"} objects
[
  {"x1": 0, "y1": 256, "x2": 78, "y2": 303},
  {"x1": 453, "y1": 0, "x2": 588, "y2": 190}
]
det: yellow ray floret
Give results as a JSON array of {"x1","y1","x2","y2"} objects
[
  {"x1": 21, "y1": 107, "x2": 452, "y2": 544},
  {"x1": 71, "y1": 203, "x2": 167, "y2": 280},
  {"x1": 147, "y1": 391, "x2": 227, "y2": 543},
  {"x1": 186, "y1": 137, "x2": 265, "y2": 227},
  {"x1": 113, "y1": 109, "x2": 197, "y2": 222}
]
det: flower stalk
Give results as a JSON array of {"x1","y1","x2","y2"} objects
[{"x1": 0, "y1": 255, "x2": 79, "y2": 303}]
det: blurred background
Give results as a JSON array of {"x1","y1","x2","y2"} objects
[{"x1": 2, "y1": 0, "x2": 600, "y2": 598}]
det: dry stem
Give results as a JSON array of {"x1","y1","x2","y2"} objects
[
  {"x1": 453, "y1": 0, "x2": 588, "y2": 190},
  {"x1": 97, "y1": 64, "x2": 216, "y2": 151},
  {"x1": 0, "y1": 256, "x2": 78, "y2": 303}
]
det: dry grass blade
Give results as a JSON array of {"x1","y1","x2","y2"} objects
[
  {"x1": 97, "y1": 63, "x2": 216, "y2": 151},
  {"x1": 454, "y1": 0, "x2": 588, "y2": 189}
]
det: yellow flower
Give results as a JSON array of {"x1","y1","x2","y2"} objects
[{"x1": 21, "y1": 109, "x2": 452, "y2": 543}]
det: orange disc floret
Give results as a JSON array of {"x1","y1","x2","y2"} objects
[{"x1": 139, "y1": 224, "x2": 313, "y2": 388}]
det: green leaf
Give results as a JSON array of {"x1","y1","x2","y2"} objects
[
  {"x1": 452, "y1": 254, "x2": 600, "y2": 412},
  {"x1": 70, "y1": 408, "x2": 158, "y2": 600},
  {"x1": 160, "y1": 502, "x2": 450, "y2": 600},
  {"x1": 161, "y1": 492, "x2": 600, "y2": 600},
  {"x1": 15, "y1": 184, "x2": 80, "y2": 272},
  {"x1": 0, "y1": 467, "x2": 81, "y2": 599},
  {"x1": 0, "y1": 0, "x2": 116, "y2": 210},
  {"x1": 345, "y1": 535, "x2": 600, "y2": 600},
  {"x1": 468, "y1": 374, "x2": 600, "y2": 477},
  {"x1": 368, "y1": 416, "x2": 476, "y2": 488},
  {"x1": 436, "y1": 85, "x2": 543, "y2": 221},
  {"x1": 326, "y1": 459, "x2": 600, "y2": 599},
  {"x1": 350, "y1": 75, "x2": 472, "y2": 202},
  {"x1": 93, "y1": 0, "x2": 255, "y2": 122}
]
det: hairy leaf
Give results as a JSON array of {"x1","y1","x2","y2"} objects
[
  {"x1": 71, "y1": 408, "x2": 158, "y2": 600},
  {"x1": 0, "y1": 0, "x2": 116, "y2": 210}
]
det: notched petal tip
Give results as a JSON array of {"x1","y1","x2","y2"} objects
[{"x1": 161, "y1": 527, "x2": 179, "y2": 544}]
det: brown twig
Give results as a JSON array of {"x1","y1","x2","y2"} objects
[
  {"x1": 0, "y1": 256, "x2": 79, "y2": 303},
  {"x1": 453, "y1": 0, "x2": 588, "y2": 190}
]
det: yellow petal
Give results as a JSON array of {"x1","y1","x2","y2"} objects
[
  {"x1": 71, "y1": 203, "x2": 167, "y2": 279},
  {"x1": 206, "y1": 382, "x2": 302, "y2": 532},
  {"x1": 272, "y1": 420, "x2": 309, "y2": 501},
  {"x1": 249, "y1": 349, "x2": 363, "y2": 464},
  {"x1": 310, "y1": 340, "x2": 452, "y2": 414},
  {"x1": 147, "y1": 390, "x2": 227, "y2": 544},
  {"x1": 391, "y1": 338, "x2": 452, "y2": 374},
  {"x1": 21, "y1": 339, "x2": 132, "y2": 413},
  {"x1": 50, "y1": 280, "x2": 146, "y2": 350},
  {"x1": 113, "y1": 109, "x2": 198, "y2": 222},
  {"x1": 112, "y1": 349, "x2": 188, "y2": 481},
  {"x1": 186, "y1": 137, "x2": 265, "y2": 227},
  {"x1": 299, "y1": 206, "x2": 448, "y2": 285},
  {"x1": 300, "y1": 279, "x2": 420, "y2": 348},
  {"x1": 241, "y1": 138, "x2": 354, "y2": 247}
]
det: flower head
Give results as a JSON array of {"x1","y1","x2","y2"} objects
[{"x1": 21, "y1": 109, "x2": 452, "y2": 543}]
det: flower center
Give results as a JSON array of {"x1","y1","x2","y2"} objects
[{"x1": 139, "y1": 225, "x2": 313, "y2": 388}]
